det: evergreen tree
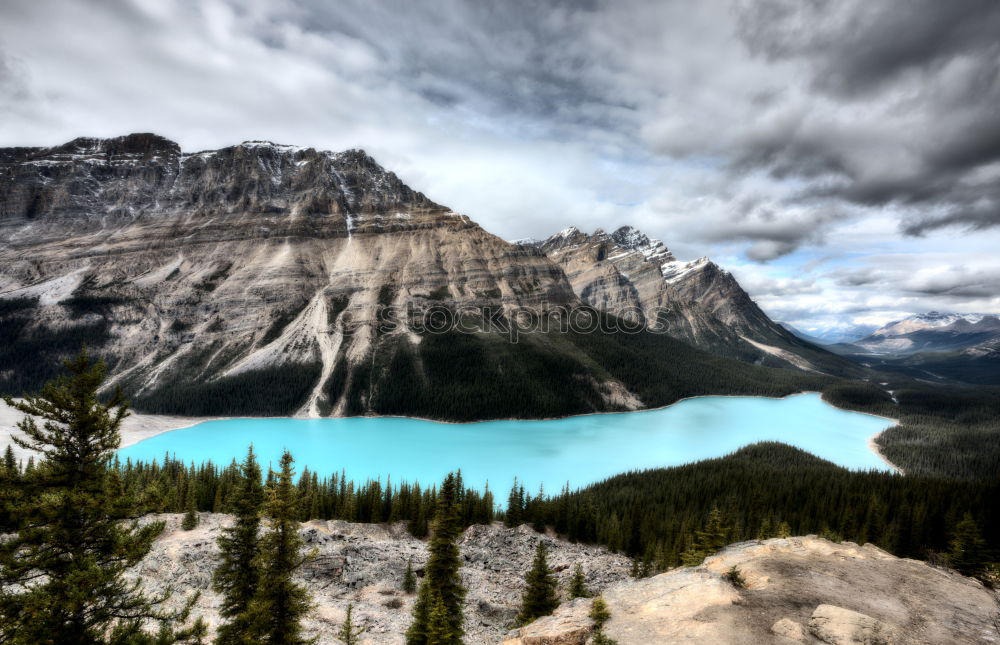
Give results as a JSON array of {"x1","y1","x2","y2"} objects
[
  {"x1": 589, "y1": 596, "x2": 617, "y2": 645},
  {"x1": 403, "y1": 557, "x2": 417, "y2": 594},
  {"x1": 568, "y1": 564, "x2": 590, "y2": 599},
  {"x1": 1, "y1": 445, "x2": 15, "y2": 474},
  {"x1": 0, "y1": 445, "x2": 20, "y2": 531},
  {"x1": 681, "y1": 506, "x2": 730, "y2": 566},
  {"x1": 182, "y1": 483, "x2": 199, "y2": 531},
  {"x1": 505, "y1": 478, "x2": 524, "y2": 528},
  {"x1": 406, "y1": 472, "x2": 465, "y2": 645},
  {"x1": 517, "y1": 542, "x2": 559, "y2": 625},
  {"x1": 425, "y1": 594, "x2": 451, "y2": 645},
  {"x1": 335, "y1": 603, "x2": 366, "y2": 645},
  {"x1": 949, "y1": 513, "x2": 987, "y2": 577},
  {"x1": 0, "y1": 349, "x2": 205, "y2": 644},
  {"x1": 249, "y1": 450, "x2": 314, "y2": 645},
  {"x1": 213, "y1": 446, "x2": 265, "y2": 645}
]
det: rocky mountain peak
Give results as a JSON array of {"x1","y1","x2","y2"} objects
[
  {"x1": 56, "y1": 133, "x2": 181, "y2": 159},
  {"x1": 536, "y1": 225, "x2": 853, "y2": 375},
  {"x1": 0, "y1": 133, "x2": 444, "y2": 227}
]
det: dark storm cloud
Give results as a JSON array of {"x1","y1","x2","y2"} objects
[
  {"x1": 728, "y1": 0, "x2": 1000, "y2": 238},
  {"x1": 740, "y1": 0, "x2": 1000, "y2": 97}
]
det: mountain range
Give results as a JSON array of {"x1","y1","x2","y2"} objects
[
  {"x1": 815, "y1": 312, "x2": 1000, "y2": 385},
  {"x1": 1, "y1": 133, "x2": 859, "y2": 418}
]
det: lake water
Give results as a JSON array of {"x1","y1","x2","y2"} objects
[{"x1": 117, "y1": 393, "x2": 895, "y2": 493}]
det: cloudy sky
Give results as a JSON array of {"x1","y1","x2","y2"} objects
[{"x1": 2, "y1": 0, "x2": 999, "y2": 337}]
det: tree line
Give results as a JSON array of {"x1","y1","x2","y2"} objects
[{"x1": 0, "y1": 351, "x2": 618, "y2": 644}]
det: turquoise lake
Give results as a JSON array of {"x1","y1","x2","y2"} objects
[{"x1": 117, "y1": 393, "x2": 895, "y2": 492}]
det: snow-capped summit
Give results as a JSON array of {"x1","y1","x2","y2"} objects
[
  {"x1": 537, "y1": 225, "x2": 855, "y2": 375},
  {"x1": 610, "y1": 225, "x2": 674, "y2": 264},
  {"x1": 853, "y1": 312, "x2": 1000, "y2": 355}
]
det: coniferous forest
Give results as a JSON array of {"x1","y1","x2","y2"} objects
[{"x1": 1, "y1": 351, "x2": 999, "y2": 644}]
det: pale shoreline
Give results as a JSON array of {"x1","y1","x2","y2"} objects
[
  {"x1": 0, "y1": 399, "x2": 229, "y2": 463},
  {"x1": 1, "y1": 390, "x2": 902, "y2": 473}
]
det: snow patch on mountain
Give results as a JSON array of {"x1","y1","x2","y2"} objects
[{"x1": 660, "y1": 257, "x2": 711, "y2": 284}]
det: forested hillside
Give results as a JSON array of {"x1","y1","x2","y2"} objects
[
  {"x1": 16, "y1": 442, "x2": 989, "y2": 582},
  {"x1": 820, "y1": 381, "x2": 1000, "y2": 481},
  {"x1": 515, "y1": 442, "x2": 998, "y2": 574}
]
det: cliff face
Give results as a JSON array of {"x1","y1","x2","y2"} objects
[
  {"x1": 534, "y1": 226, "x2": 859, "y2": 375},
  {"x1": 0, "y1": 134, "x2": 584, "y2": 416},
  {"x1": 506, "y1": 536, "x2": 998, "y2": 645},
  {"x1": 1, "y1": 133, "x2": 856, "y2": 418}
]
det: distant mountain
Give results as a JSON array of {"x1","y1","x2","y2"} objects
[
  {"x1": 778, "y1": 322, "x2": 831, "y2": 346},
  {"x1": 851, "y1": 312, "x2": 1000, "y2": 355},
  {"x1": 832, "y1": 312, "x2": 1000, "y2": 384},
  {"x1": 1, "y1": 133, "x2": 850, "y2": 420},
  {"x1": 781, "y1": 323, "x2": 880, "y2": 346}
]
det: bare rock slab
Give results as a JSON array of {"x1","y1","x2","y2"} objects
[{"x1": 809, "y1": 604, "x2": 899, "y2": 645}]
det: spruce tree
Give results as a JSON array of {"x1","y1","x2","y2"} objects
[
  {"x1": 505, "y1": 478, "x2": 524, "y2": 528},
  {"x1": 406, "y1": 472, "x2": 465, "y2": 645},
  {"x1": 213, "y1": 445, "x2": 265, "y2": 645},
  {"x1": 681, "y1": 506, "x2": 730, "y2": 566},
  {"x1": 0, "y1": 445, "x2": 20, "y2": 531},
  {"x1": 517, "y1": 542, "x2": 560, "y2": 625},
  {"x1": 0, "y1": 349, "x2": 205, "y2": 644},
  {"x1": 949, "y1": 513, "x2": 987, "y2": 577},
  {"x1": 568, "y1": 564, "x2": 590, "y2": 599},
  {"x1": 335, "y1": 603, "x2": 366, "y2": 645},
  {"x1": 403, "y1": 556, "x2": 417, "y2": 594},
  {"x1": 249, "y1": 450, "x2": 314, "y2": 645},
  {"x1": 589, "y1": 596, "x2": 618, "y2": 645},
  {"x1": 182, "y1": 482, "x2": 199, "y2": 531},
  {"x1": 425, "y1": 593, "x2": 451, "y2": 645}
]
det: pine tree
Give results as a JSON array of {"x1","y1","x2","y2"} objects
[
  {"x1": 568, "y1": 564, "x2": 590, "y2": 599},
  {"x1": 1, "y1": 445, "x2": 15, "y2": 475},
  {"x1": 681, "y1": 506, "x2": 731, "y2": 566},
  {"x1": 0, "y1": 349, "x2": 205, "y2": 644},
  {"x1": 505, "y1": 478, "x2": 524, "y2": 528},
  {"x1": 403, "y1": 556, "x2": 417, "y2": 594},
  {"x1": 0, "y1": 445, "x2": 20, "y2": 531},
  {"x1": 949, "y1": 513, "x2": 987, "y2": 577},
  {"x1": 589, "y1": 596, "x2": 618, "y2": 645},
  {"x1": 182, "y1": 482, "x2": 199, "y2": 531},
  {"x1": 517, "y1": 542, "x2": 560, "y2": 625},
  {"x1": 406, "y1": 472, "x2": 465, "y2": 645},
  {"x1": 335, "y1": 603, "x2": 366, "y2": 645},
  {"x1": 249, "y1": 450, "x2": 314, "y2": 644},
  {"x1": 213, "y1": 445, "x2": 265, "y2": 645},
  {"x1": 425, "y1": 593, "x2": 451, "y2": 645}
]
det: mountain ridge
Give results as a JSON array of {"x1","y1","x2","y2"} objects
[{"x1": 1, "y1": 133, "x2": 852, "y2": 418}]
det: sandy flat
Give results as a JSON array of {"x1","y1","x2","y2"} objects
[{"x1": 0, "y1": 399, "x2": 220, "y2": 463}]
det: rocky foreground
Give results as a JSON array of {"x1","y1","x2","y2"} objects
[
  {"x1": 507, "y1": 536, "x2": 998, "y2": 645},
  {"x1": 134, "y1": 514, "x2": 632, "y2": 644},
  {"x1": 138, "y1": 515, "x2": 997, "y2": 645}
]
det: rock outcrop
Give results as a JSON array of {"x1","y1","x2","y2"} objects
[
  {"x1": 504, "y1": 536, "x2": 998, "y2": 645},
  {"x1": 132, "y1": 514, "x2": 632, "y2": 645}
]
